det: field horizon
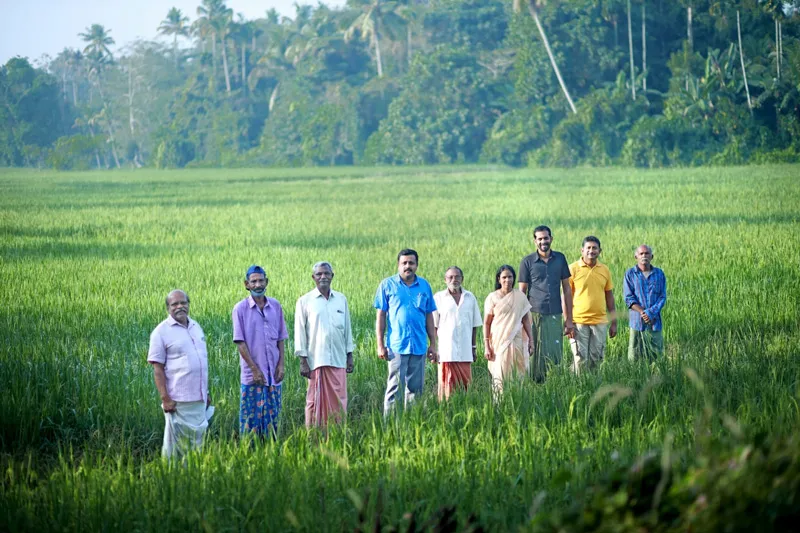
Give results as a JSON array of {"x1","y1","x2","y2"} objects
[{"x1": 1, "y1": 164, "x2": 799, "y2": 531}]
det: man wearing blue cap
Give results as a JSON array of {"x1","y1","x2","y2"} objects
[{"x1": 232, "y1": 265, "x2": 289, "y2": 438}]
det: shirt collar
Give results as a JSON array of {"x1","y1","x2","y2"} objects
[
  {"x1": 167, "y1": 315, "x2": 192, "y2": 328},
  {"x1": 312, "y1": 287, "x2": 336, "y2": 299},
  {"x1": 579, "y1": 258, "x2": 600, "y2": 269},
  {"x1": 395, "y1": 274, "x2": 419, "y2": 286},
  {"x1": 247, "y1": 295, "x2": 270, "y2": 308}
]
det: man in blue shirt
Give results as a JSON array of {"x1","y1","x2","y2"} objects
[
  {"x1": 375, "y1": 249, "x2": 437, "y2": 415},
  {"x1": 623, "y1": 244, "x2": 667, "y2": 361}
]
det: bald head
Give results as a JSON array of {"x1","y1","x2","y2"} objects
[{"x1": 166, "y1": 289, "x2": 190, "y2": 325}]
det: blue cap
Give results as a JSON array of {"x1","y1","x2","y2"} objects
[{"x1": 246, "y1": 265, "x2": 266, "y2": 279}]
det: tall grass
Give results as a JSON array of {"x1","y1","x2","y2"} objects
[{"x1": 1, "y1": 165, "x2": 798, "y2": 530}]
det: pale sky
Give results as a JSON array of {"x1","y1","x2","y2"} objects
[{"x1": 0, "y1": 0, "x2": 348, "y2": 65}]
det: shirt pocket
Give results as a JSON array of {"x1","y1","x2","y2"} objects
[
  {"x1": 414, "y1": 292, "x2": 429, "y2": 311},
  {"x1": 194, "y1": 336, "x2": 209, "y2": 359},
  {"x1": 332, "y1": 308, "x2": 346, "y2": 330},
  {"x1": 165, "y1": 345, "x2": 188, "y2": 372},
  {"x1": 267, "y1": 322, "x2": 279, "y2": 340}
]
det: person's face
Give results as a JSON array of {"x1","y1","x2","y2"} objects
[
  {"x1": 498, "y1": 269, "x2": 514, "y2": 291},
  {"x1": 246, "y1": 273, "x2": 268, "y2": 295},
  {"x1": 582, "y1": 241, "x2": 601, "y2": 264},
  {"x1": 534, "y1": 230, "x2": 552, "y2": 254},
  {"x1": 397, "y1": 255, "x2": 418, "y2": 281},
  {"x1": 312, "y1": 266, "x2": 334, "y2": 291},
  {"x1": 445, "y1": 269, "x2": 463, "y2": 292},
  {"x1": 167, "y1": 291, "x2": 189, "y2": 324},
  {"x1": 635, "y1": 246, "x2": 653, "y2": 269}
]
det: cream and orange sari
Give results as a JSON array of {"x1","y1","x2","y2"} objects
[{"x1": 484, "y1": 290, "x2": 532, "y2": 393}]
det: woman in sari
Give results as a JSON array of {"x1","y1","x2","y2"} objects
[{"x1": 484, "y1": 265, "x2": 534, "y2": 394}]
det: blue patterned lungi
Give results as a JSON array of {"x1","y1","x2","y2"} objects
[{"x1": 239, "y1": 384, "x2": 282, "y2": 437}]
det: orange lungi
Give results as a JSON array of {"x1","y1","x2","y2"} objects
[
  {"x1": 305, "y1": 366, "x2": 347, "y2": 428},
  {"x1": 437, "y1": 362, "x2": 472, "y2": 401}
]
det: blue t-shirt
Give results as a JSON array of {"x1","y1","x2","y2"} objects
[{"x1": 374, "y1": 274, "x2": 436, "y2": 355}]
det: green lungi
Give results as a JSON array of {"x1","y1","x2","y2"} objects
[
  {"x1": 627, "y1": 327, "x2": 664, "y2": 361},
  {"x1": 530, "y1": 312, "x2": 564, "y2": 382}
]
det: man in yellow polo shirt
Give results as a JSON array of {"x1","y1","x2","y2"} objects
[{"x1": 568, "y1": 236, "x2": 617, "y2": 374}]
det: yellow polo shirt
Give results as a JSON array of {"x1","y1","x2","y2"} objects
[{"x1": 569, "y1": 259, "x2": 613, "y2": 325}]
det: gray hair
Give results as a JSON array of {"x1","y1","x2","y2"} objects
[
  {"x1": 635, "y1": 244, "x2": 653, "y2": 256},
  {"x1": 165, "y1": 289, "x2": 189, "y2": 307},
  {"x1": 312, "y1": 261, "x2": 334, "y2": 275},
  {"x1": 444, "y1": 265, "x2": 464, "y2": 277}
]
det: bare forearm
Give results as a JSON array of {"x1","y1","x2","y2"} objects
[
  {"x1": 277, "y1": 340, "x2": 285, "y2": 365},
  {"x1": 605, "y1": 291, "x2": 617, "y2": 322},
  {"x1": 426, "y1": 313, "x2": 436, "y2": 349},
  {"x1": 522, "y1": 313, "x2": 533, "y2": 341},
  {"x1": 376, "y1": 311, "x2": 387, "y2": 348},
  {"x1": 483, "y1": 316, "x2": 493, "y2": 344},
  {"x1": 152, "y1": 363, "x2": 171, "y2": 402},
  {"x1": 236, "y1": 342, "x2": 259, "y2": 370},
  {"x1": 562, "y1": 284, "x2": 574, "y2": 321}
]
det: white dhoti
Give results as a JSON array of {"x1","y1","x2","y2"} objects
[{"x1": 162, "y1": 401, "x2": 209, "y2": 459}]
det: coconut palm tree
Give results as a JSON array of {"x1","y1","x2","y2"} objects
[
  {"x1": 627, "y1": 0, "x2": 636, "y2": 100},
  {"x1": 195, "y1": 0, "x2": 231, "y2": 90},
  {"x1": 158, "y1": 7, "x2": 190, "y2": 67},
  {"x1": 397, "y1": 0, "x2": 424, "y2": 69},
  {"x1": 216, "y1": 9, "x2": 234, "y2": 94},
  {"x1": 640, "y1": 0, "x2": 647, "y2": 92},
  {"x1": 79, "y1": 24, "x2": 115, "y2": 64},
  {"x1": 344, "y1": 0, "x2": 404, "y2": 78},
  {"x1": 512, "y1": 0, "x2": 576, "y2": 114},
  {"x1": 248, "y1": 19, "x2": 295, "y2": 111}
]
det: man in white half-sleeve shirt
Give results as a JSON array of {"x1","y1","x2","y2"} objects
[
  {"x1": 432, "y1": 266, "x2": 482, "y2": 401},
  {"x1": 295, "y1": 262, "x2": 355, "y2": 428},
  {"x1": 148, "y1": 289, "x2": 211, "y2": 460}
]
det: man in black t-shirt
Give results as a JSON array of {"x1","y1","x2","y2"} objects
[{"x1": 518, "y1": 225, "x2": 575, "y2": 382}]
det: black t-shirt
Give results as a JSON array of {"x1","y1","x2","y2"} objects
[{"x1": 519, "y1": 250, "x2": 571, "y2": 314}]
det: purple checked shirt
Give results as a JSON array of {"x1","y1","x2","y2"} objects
[{"x1": 232, "y1": 296, "x2": 289, "y2": 386}]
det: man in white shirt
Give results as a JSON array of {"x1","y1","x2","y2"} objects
[
  {"x1": 432, "y1": 266, "x2": 483, "y2": 401},
  {"x1": 294, "y1": 262, "x2": 355, "y2": 428}
]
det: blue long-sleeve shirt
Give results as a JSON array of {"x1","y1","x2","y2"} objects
[{"x1": 623, "y1": 266, "x2": 667, "y2": 331}]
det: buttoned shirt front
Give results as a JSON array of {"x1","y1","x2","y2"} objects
[
  {"x1": 294, "y1": 288, "x2": 355, "y2": 370},
  {"x1": 623, "y1": 266, "x2": 667, "y2": 331},
  {"x1": 432, "y1": 289, "x2": 482, "y2": 363},
  {"x1": 232, "y1": 296, "x2": 289, "y2": 385},
  {"x1": 569, "y1": 259, "x2": 614, "y2": 325},
  {"x1": 519, "y1": 250, "x2": 571, "y2": 314},
  {"x1": 374, "y1": 274, "x2": 436, "y2": 355},
  {"x1": 147, "y1": 316, "x2": 208, "y2": 403}
]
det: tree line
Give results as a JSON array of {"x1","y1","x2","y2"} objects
[{"x1": 2, "y1": 0, "x2": 800, "y2": 170}]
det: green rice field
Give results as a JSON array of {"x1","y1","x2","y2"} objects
[{"x1": 1, "y1": 165, "x2": 799, "y2": 531}]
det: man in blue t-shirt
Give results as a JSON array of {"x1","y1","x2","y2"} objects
[{"x1": 375, "y1": 248, "x2": 437, "y2": 415}]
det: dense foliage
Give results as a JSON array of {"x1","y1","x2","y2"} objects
[{"x1": 2, "y1": 0, "x2": 800, "y2": 169}]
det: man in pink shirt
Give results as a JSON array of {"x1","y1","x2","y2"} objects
[
  {"x1": 233, "y1": 265, "x2": 289, "y2": 439},
  {"x1": 148, "y1": 289, "x2": 211, "y2": 459}
]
